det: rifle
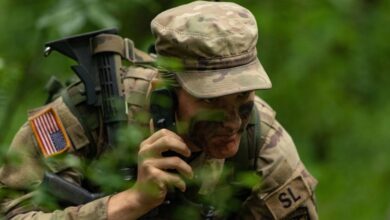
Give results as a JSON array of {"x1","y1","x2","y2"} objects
[
  {"x1": 45, "y1": 28, "x2": 132, "y2": 149},
  {"x1": 41, "y1": 28, "x2": 141, "y2": 203}
]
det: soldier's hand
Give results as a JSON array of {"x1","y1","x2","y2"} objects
[
  {"x1": 134, "y1": 128, "x2": 193, "y2": 209},
  {"x1": 107, "y1": 129, "x2": 193, "y2": 219}
]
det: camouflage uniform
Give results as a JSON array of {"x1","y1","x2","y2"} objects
[{"x1": 0, "y1": 1, "x2": 318, "y2": 219}]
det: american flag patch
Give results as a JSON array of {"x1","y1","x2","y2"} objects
[{"x1": 29, "y1": 107, "x2": 70, "y2": 157}]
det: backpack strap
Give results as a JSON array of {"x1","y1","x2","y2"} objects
[
  {"x1": 123, "y1": 65, "x2": 159, "y2": 125},
  {"x1": 60, "y1": 82, "x2": 100, "y2": 157}
]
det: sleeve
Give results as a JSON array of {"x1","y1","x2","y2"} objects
[
  {"x1": 239, "y1": 97, "x2": 318, "y2": 220},
  {"x1": 0, "y1": 97, "x2": 110, "y2": 220}
]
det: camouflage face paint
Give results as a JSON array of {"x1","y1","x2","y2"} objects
[{"x1": 186, "y1": 101, "x2": 254, "y2": 159}]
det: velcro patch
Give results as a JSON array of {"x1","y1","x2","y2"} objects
[
  {"x1": 264, "y1": 175, "x2": 311, "y2": 219},
  {"x1": 29, "y1": 107, "x2": 71, "y2": 157}
]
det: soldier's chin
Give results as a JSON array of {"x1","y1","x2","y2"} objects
[{"x1": 204, "y1": 139, "x2": 240, "y2": 159}]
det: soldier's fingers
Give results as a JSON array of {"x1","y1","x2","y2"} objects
[
  {"x1": 147, "y1": 157, "x2": 193, "y2": 179},
  {"x1": 140, "y1": 135, "x2": 191, "y2": 158},
  {"x1": 161, "y1": 171, "x2": 186, "y2": 192},
  {"x1": 142, "y1": 129, "x2": 183, "y2": 145}
]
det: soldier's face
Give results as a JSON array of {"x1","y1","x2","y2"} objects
[{"x1": 176, "y1": 89, "x2": 255, "y2": 159}]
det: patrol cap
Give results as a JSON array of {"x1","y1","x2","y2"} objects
[{"x1": 151, "y1": 1, "x2": 272, "y2": 98}]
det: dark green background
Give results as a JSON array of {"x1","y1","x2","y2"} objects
[{"x1": 0, "y1": 0, "x2": 389, "y2": 219}]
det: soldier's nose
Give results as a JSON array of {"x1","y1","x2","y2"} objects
[{"x1": 222, "y1": 111, "x2": 241, "y2": 133}]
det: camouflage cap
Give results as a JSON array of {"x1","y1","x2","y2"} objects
[{"x1": 151, "y1": 0, "x2": 271, "y2": 98}]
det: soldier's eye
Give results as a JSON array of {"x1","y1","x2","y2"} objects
[
  {"x1": 239, "y1": 101, "x2": 254, "y2": 118},
  {"x1": 238, "y1": 91, "x2": 252, "y2": 99},
  {"x1": 238, "y1": 91, "x2": 253, "y2": 100},
  {"x1": 202, "y1": 98, "x2": 217, "y2": 104},
  {"x1": 241, "y1": 91, "x2": 250, "y2": 96}
]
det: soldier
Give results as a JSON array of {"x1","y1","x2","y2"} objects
[{"x1": 0, "y1": 1, "x2": 318, "y2": 219}]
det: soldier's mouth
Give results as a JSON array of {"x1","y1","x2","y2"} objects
[
  {"x1": 204, "y1": 134, "x2": 241, "y2": 159},
  {"x1": 213, "y1": 133, "x2": 238, "y2": 141}
]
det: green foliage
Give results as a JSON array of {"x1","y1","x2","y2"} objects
[
  {"x1": 37, "y1": 0, "x2": 119, "y2": 37},
  {"x1": 156, "y1": 56, "x2": 184, "y2": 72},
  {"x1": 1, "y1": 0, "x2": 389, "y2": 219}
]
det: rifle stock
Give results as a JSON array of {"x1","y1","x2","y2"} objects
[{"x1": 42, "y1": 172, "x2": 104, "y2": 205}]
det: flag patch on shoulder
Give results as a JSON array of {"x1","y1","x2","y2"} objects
[{"x1": 29, "y1": 107, "x2": 71, "y2": 157}]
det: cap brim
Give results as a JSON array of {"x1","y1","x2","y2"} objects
[{"x1": 175, "y1": 59, "x2": 272, "y2": 98}]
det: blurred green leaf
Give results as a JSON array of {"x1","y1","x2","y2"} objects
[{"x1": 156, "y1": 56, "x2": 184, "y2": 72}]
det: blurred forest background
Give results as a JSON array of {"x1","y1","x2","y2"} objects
[{"x1": 0, "y1": 0, "x2": 389, "y2": 219}]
